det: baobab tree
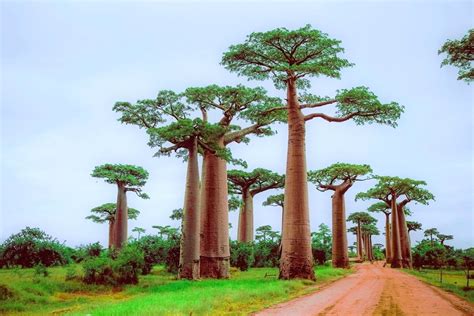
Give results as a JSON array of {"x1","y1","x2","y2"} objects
[
  {"x1": 132, "y1": 227, "x2": 145, "y2": 239},
  {"x1": 86, "y1": 203, "x2": 140, "y2": 249},
  {"x1": 368, "y1": 202, "x2": 392, "y2": 263},
  {"x1": 361, "y1": 223, "x2": 379, "y2": 262},
  {"x1": 184, "y1": 85, "x2": 285, "y2": 278},
  {"x1": 424, "y1": 228, "x2": 439, "y2": 245},
  {"x1": 228, "y1": 168, "x2": 284, "y2": 242},
  {"x1": 115, "y1": 87, "x2": 284, "y2": 279},
  {"x1": 308, "y1": 163, "x2": 372, "y2": 268},
  {"x1": 357, "y1": 176, "x2": 434, "y2": 268},
  {"x1": 439, "y1": 29, "x2": 473, "y2": 82},
  {"x1": 347, "y1": 212, "x2": 376, "y2": 261},
  {"x1": 406, "y1": 221, "x2": 422, "y2": 253},
  {"x1": 91, "y1": 164, "x2": 149, "y2": 250},
  {"x1": 437, "y1": 233, "x2": 454, "y2": 246},
  {"x1": 263, "y1": 194, "x2": 284, "y2": 234},
  {"x1": 222, "y1": 25, "x2": 404, "y2": 280}
]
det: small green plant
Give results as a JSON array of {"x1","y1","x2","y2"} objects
[
  {"x1": 65, "y1": 266, "x2": 78, "y2": 281},
  {"x1": 34, "y1": 263, "x2": 49, "y2": 277}
]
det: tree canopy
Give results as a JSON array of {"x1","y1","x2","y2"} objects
[
  {"x1": 347, "y1": 212, "x2": 376, "y2": 225},
  {"x1": 263, "y1": 194, "x2": 284, "y2": 208},
  {"x1": 228, "y1": 168, "x2": 284, "y2": 196},
  {"x1": 356, "y1": 176, "x2": 434, "y2": 208},
  {"x1": 367, "y1": 201, "x2": 391, "y2": 215},
  {"x1": 91, "y1": 164, "x2": 149, "y2": 199},
  {"x1": 86, "y1": 203, "x2": 140, "y2": 223},
  {"x1": 439, "y1": 29, "x2": 474, "y2": 82},
  {"x1": 308, "y1": 163, "x2": 372, "y2": 191},
  {"x1": 361, "y1": 223, "x2": 380, "y2": 236},
  {"x1": 222, "y1": 25, "x2": 404, "y2": 126},
  {"x1": 406, "y1": 221, "x2": 422, "y2": 233}
]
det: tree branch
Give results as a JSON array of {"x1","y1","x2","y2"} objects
[{"x1": 300, "y1": 99, "x2": 337, "y2": 109}]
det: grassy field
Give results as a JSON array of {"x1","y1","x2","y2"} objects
[
  {"x1": 405, "y1": 268, "x2": 473, "y2": 303},
  {"x1": 0, "y1": 264, "x2": 353, "y2": 315}
]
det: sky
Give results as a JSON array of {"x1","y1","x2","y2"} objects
[{"x1": 1, "y1": 0, "x2": 473, "y2": 249}]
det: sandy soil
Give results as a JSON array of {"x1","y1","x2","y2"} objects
[{"x1": 256, "y1": 262, "x2": 474, "y2": 316}]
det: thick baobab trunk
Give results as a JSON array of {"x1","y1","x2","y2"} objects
[
  {"x1": 384, "y1": 213, "x2": 392, "y2": 263},
  {"x1": 397, "y1": 204, "x2": 412, "y2": 269},
  {"x1": 114, "y1": 184, "x2": 128, "y2": 249},
  {"x1": 108, "y1": 220, "x2": 115, "y2": 249},
  {"x1": 368, "y1": 235, "x2": 374, "y2": 261},
  {"x1": 279, "y1": 78, "x2": 315, "y2": 281},
  {"x1": 390, "y1": 197, "x2": 403, "y2": 268},
  {"x1": 357, "y1": 222, "x2": 364, "y2": 261},
  {"x1": 237, "y1": 189, "x2": 254, "y2": 242},
  {"x1": 331, "y1": 190, "x2": 349, "y2": 268},
  {"x1": 200, "y1": 141, "x2": 230, "y2": 279},
  {"x1": 179, "y1": 139, "x2": 201, "y2": 280}
]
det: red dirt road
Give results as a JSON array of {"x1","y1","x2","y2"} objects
[{"x1": 256, "y1": 262, "x2": 474, "y2": 316}]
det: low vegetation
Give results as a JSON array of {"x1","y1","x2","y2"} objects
[{"x1": 0, "y1": 264, "x2": 352, "y2": 315}]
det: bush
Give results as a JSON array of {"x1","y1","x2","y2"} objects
[
  {"x1": 0, "y1": 227, "x2": 69, "y2": 268},
  {"x1": 312, "y1": 248, "x2": 327, "y2": 265},
  {"x1": 253, "y1": 240, "x2": 280, "y2": 268},
  {"x1": 230, "y1": 241, "x2": 255, "y2": 271},
  {"x1": 71, "y1": 242, "x2": 103, "y2": 263},
  {"x1": 82, "y1": 244, "x2": 144, "y2": 285}
]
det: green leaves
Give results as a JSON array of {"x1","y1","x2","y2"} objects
[
  {"x1": 356, "y1": 176, "x2": 435, "y2": 206},
  {"x1": 263, "y1": 194, "x2": 284, "y2": 208},
  {"x1": 334, "y1": 87, "x2": 404, "y2": 127},
  {"x1": 308, "y1": 162, "x2": 372, "y2": 188},
  {"x1": 227, "y1": 168, "x2": 284, "y2": 195},
  {"x1": 407, "y1": 221, "x2": 422, "y2": 233},
  {"x1": 86, "y1": 203, "x2": 140, "y2": 223},
  {"x1": 91, "y1": 164, "x2": 149, "y2": 190},
  {"x1": 439, "y1": 29, "x2": 473, "y2": 82},
  {"x1": 347, "y1": 211, "x2": 376, "y2": 224},
  {"x1": 222, "y1": 24, "x2": 353, "y2": 89},
  {"x1": 113, "y1": 90, "x2": 189, "y2": 128}
]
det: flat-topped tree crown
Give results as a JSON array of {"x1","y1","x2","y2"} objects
[
  {"x1": 86, "y1": 203, "x2": 140, "y2": 223},
  {"x1": 228, "y1": 168, "x2": 285, "y2": 195},
  {"x1": 361, "y1": 224, "x2": 380, "y2": 236},
  {"x1": 308, "y1": 163, "x2": 372, "y2": 193},
  {"x1": 367, "y1": 202, "x2": 391, "y2": 215},
  {"x1": 356, "y1": 176, "x2": 435, "y2": 207},
  {"x1": 347, "y1": 212, "x2": 376, "y2": 224},
  {"x1": 263, "y1": 194, "x2": 285, "y2": 208},
  {"x1": 222, "y1": 24, "x2": 352, "y2": 89},
  {"x1": 406, "y1": 221, "x2": 422, "y2": 233},
  {"x1": 184, "y1": 85, "x2": 286, "y2": 143},
  {"x1": 91, "y1": 164, "x2": 149, "y2": 198},
  {"x1": 113, "y1": 90, "x2": 189, "y2": 129}
]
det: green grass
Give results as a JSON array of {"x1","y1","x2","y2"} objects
[
  {"x1": 0, "y1": 264, "x2": 353, "y2": 315},
  {"x1": 405, "y1": 268, "x2": 474, "y2": 303}
]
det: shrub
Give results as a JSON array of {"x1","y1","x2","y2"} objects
[
  {"x1": 312, "y1": 248, "x2": 327, "y2": 265},
  {"x1": 34, "y1": 263, "x2": 49, "y2": 277},
  {"x1": 0, "y1": 227, "x2": 69, "y2": 268},
  {"x1": 253, "y1": 240, "x2": 279, "y2": 268},
  {"x1": 230, "y1": 241, "x2": 255, "y2": 271},
  {"x1": 71, "y1": 242, "x2": 103, "y2": 263},
  {"x1": 82, "y1": 244, "x2": 144, "y2": 285}
]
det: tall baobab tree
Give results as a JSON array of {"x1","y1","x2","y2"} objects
[
  {"x1": 184, "y1": 85, "x2": 285, "y2": 278},
  {"x1": 439, "y1": 29, "x2": 473, "y2": 82},
  {"x1": 368, "y1": 202, "x2": 392, "y2": 263},
  {"x1": 114, "y1": 87, "x2": 285, "y2": 279},
  {"x1": 222, "y1": 25, "x2": 404, "y2": 280},
  {"x1": 308, "y1": 163, "x2": 372, "y2": 268},
  {"x1": 86, "y1": 203, "x2": 140, "y2": 249},
  {"x1": 91, "y1": 164, "x2": 149, "y2": 250},
  {"x1": 263, "y1": 194, "x2": 285, "y2": 234},
  {"x1": 361, "y1": 223, "x2": 379, "y2": 261},
  {"x1": 347, "y1": 212, "x2": 376, "y2": 261},
  {"x1": 228, "y1": 168, "x2": 284, "y2": 242},
  {"x1": 132, "y1": 227, "x2": 145, "y2": 239},
  {"x1": 357, "y1": 177, "x2": 434, "y2": 268}
]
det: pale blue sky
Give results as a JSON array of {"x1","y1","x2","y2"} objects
[{"x1": 1, "y1": 1, "x2": 473, "y2": 248}]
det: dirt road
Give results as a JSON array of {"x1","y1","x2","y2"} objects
[{"x1": 256, "y1": 262, "x2": 474, "y2": 316}]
